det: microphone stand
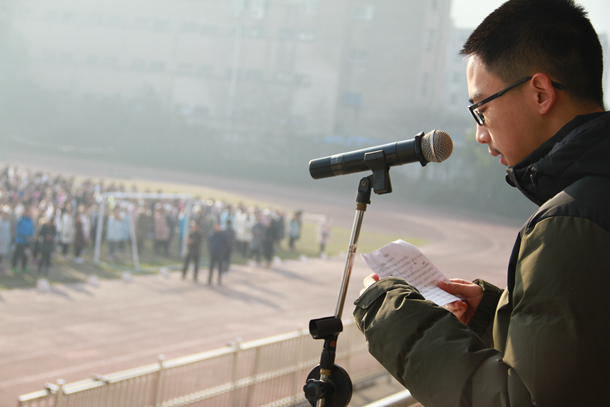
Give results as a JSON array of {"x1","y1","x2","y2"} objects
[{"x1": 304, "y1": 151, "x2": 393, "y2": 407}]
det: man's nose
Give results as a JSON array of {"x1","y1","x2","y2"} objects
[{"x1": 475, "y1": 125, "x2": 489, "y2": 144}]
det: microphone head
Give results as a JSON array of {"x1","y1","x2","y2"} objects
[{"x1": 421, "y1": 130, "x2": 453, "y2": 163}]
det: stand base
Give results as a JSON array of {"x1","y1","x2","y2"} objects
[{"x1": 304, "y1": 364, "x2": 353, "y2": 407}]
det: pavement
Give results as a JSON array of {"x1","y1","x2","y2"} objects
[
  {"x1": 1, "y1": 255, "x2": 404, "y2": 406},
  {"x1": 0, "y1": 151, "x2": 522, "y2": 406}
]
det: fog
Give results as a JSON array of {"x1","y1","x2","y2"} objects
[{"x1": 0, "y1": 0, "x2": 606, "y2": 220}]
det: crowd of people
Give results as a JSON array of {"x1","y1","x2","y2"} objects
[{"x1": 0, "y1": 165, "x2": 315, "y2": 279}]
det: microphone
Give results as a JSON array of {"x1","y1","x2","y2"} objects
[{"x1": 309, "y1": 130, "x2": 453, "y2": 179}]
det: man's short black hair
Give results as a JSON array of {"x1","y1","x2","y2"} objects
[{"x1": 461, "y1": 0, "x2": 604, "y2": 108}]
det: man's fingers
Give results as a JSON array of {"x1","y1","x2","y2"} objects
[
  {"x1": 360, "y1": 273, "x2": 380, "y2": 295},
  {"x1": 445, "y1": 300, "x2": 467, "y2": 321},
  {"x1": 438, "y1": 279, "x2": 482, "y2": 297}
]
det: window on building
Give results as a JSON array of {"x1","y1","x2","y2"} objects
[
  {"x1": 44, "y1": 10, "x2": 61, "y2": 22},
  {"x1": 153, "y1": 19, "x2": 169, "y2": 31},
  {"x1": 197, "y1": 65, "x2": 213, "y2": 77},
  {"x1": 103, "y1": 57, "x2": 119, "y2": 68},
  {"x1": 246, "y1": 69, "x2": 264, "y2": 82},
  {"x1": 107, "y1": 16, "x2": 122, "y2": 26},
  {"x1": 181, "y1": 21, "x2": 199, "y2": 33},
  {"x1": 89, "y1": 14, "x2": 104, "y2": 25},
  {"x1": 352, "y1": 5, "x2": 374, "y2": 21},
  {"x1": 131, "y1": 59, "x2": 146, "y2": 70},
  {"x1": 193, "y1": 106, "x2": 210, "y2": 118},
  {"x1": 348, "y1": 49, "x2": 367, "y2": 65},
  {"x1": 421, "y1": 73, "x2": 429, "y2": 96},
  {"x1": 85, "y1": 55, "x2": 101, "y2": 66},
  {"x1": 251, "y1": 0, "x2": 267, "y2": 20},
  {"x1": 201, "y1": 25, "x2": 217, "y2": 35},
  {"x1": 62, "y1": 12, "x2": 75, "y2": 23},
  {"x1": 249, "y1": 27, "x2": 267, "y2": 37},
  {"x1": 300, "y1": 0, "x2": 320, "y2": 16},
  {"x1": 135, "y1": 18, "x2": 150, "y2": 29},
  {"x1": 295, "y1": 74, "x2": 311, "y2": 86},
  {"x1": 298, "y1": 30, "x2": 316, "y2": 41},
  {"x1": 150, "y1": 61, "x2": 165, "y2": 72},
  {"x1": 426, "y1": 29, "x2": 435, "y2": 52},
  {"x1": 58, "y1": 52, "x2": 72, "y2": 64},
  {"x1": 275, "y1": 71, "x2": 293, "y2": 83},
  {"x1": 14, "y1": 6, "x2": 33, "y2": 19},
  {"x1": 175, "y1": 104, "x2": 193, "y2": 117},
  {"x1": 291, "y1": 116, "x2": 307, "y2": 128},
  {"x1": 344, "y1": 92, "x2": 363, "y2": 107},
  {"x1": 278, "y1": 28, "x2": 295, "y2": 41},
  {"x1": 178, "y1": 63, "x2": 194, "y2": 75},
  {"x1": 42, "y1": 51, "x2": 56, "y2": 63}
]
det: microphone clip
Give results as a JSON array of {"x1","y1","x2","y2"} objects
[{"x1": 364, "y1": 150, "x2": 392, "y2": 195}]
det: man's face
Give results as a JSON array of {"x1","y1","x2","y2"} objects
[{"x1": 466, "y1": 56, "x2": 541, "y2": 167}]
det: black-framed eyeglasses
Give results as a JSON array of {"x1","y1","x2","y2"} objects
[{"x1": 468, "y1": 76, "x2": 566, "y2": 126}]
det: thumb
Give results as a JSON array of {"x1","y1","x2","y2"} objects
[{"x1": 438, "y1": 279, "x2": 454, "y2": 292}]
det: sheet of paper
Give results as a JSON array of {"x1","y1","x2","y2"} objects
[{"x1": 361, "y1": 239, "x2": 459, "y2": 306}]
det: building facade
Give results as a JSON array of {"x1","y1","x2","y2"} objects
[{"x1": 6, "y1": 0, "x2": 453, "y2": 142}]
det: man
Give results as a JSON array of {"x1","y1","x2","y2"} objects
[
  {"x1": 208, "y1": 223, "x2": 227, "y2": 285},
  {"x1": 181, "y1": 221, "x2": 203, "y2": 282},
  {"x1": 354, "y1": 1, "x2": 609, "y2": 406},
  {"x1": 12, "y1": 207, "x2": 35, "y2": 273}
]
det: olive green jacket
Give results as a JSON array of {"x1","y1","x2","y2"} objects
[{"x1": 354, "y1": 112, "x2": 610, "y2": 406}]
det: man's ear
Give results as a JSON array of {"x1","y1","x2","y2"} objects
[{"x1": 530, "y1": 73, "x2": 557, "y2": 115}]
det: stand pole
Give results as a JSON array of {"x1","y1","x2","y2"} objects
[
  {"x1": 304, "y1": 175, "x2": 379, "y2": 407},
  {"x1": 334, "y1": 180, "x2": 371, "y2": 319}
]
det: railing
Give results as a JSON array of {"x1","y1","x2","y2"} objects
[{"x1": 17, "y1": 319, "x2": 395, "y2": 407}]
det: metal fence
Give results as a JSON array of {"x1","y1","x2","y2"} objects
[{"x1": 17, "y1": 319, "x2": 394, "y2": 407}]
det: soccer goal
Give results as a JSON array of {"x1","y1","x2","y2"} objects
[{"x1": 93, "y1": 192, "x2": 193, "y2": 271}]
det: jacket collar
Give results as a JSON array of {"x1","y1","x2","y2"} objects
[{"x1": 506, "y1": 112, "x2": 610, "y2": 206}]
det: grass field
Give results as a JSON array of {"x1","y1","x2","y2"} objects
[{"x1": 0, "y1": 175, "x2": 426, "y2": 290}]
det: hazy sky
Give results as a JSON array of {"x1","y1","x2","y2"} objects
[{"x1": 450, "y1": 0, "x2": 609, "y2": 36}]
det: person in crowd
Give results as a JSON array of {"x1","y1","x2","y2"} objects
[
  {"x1": 221, "y1": 219, "x2": 235, "y2": 272},
  {"x1": 219, "y1": 204, "x2": 233, "y2": 231},
  {"x1": 153, "y1": 206, "x2": 170, "y2": 256},
  {"x1": 136, "y1": 206, "x2": 152, "y2": 254},
  {"x1": 287, "y1": 211, "x2": 302, "y2": 251},
  {"x1": 165, "y1": 203, "x2": 177, "y2": 254},
  {"x1": 106, "y1": 207, "x2": 124, "y2": 260},
  {"x1": 271, "y1": 211, "x2": 285, "y2": 250},
  {"x1": 208, "y1": 224, "x2": 227, "y2": 285},
  {"x1": 262, "y1": 210, "x2": 276, "y2": 268},
  {"x1": 12, "y1": 207, "x2": 35, "y2": 273},
  {"x1": 37, "y1": 217, "x2": 57, "y2": 275},
  {"x1": 316, "y1": 216, "x2": 332, "y2": 255},
  {"x1": 73, "y1": 205, "x2": 90, "y2": 263},
  {"x1": 235, "y1": 206, "x2": 254, "y2": 258},
  {"x1": 0, "y1": 209, "x2": 12, "y2": 272},
  {"x1": 58, "y1": 204, "x2": 75, "y2": 258},
  {"x1": 181, "y1": 221, "x2": 203, "y2": 282},
  {"x1": 249, "y1": 213, "x2": 266, "y2": 266},
  {"x1": 88, "y1": 204, "x2": 98, "y2": 244},
  {"x1": 200, "y1": 205, "x2": 216, "y2": 248},
  {"x1": 355, "y1": 1, "x2": 610, "y2": 406}
]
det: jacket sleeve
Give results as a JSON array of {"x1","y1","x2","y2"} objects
[
  {"x1": 353, "y1": 278, "x2": 531, "y2": 407},
  {"x1": 466, "y1": 279, "x2": 503, "y2": 348},
  {"x1": 354, "y1": 215, "x2": 610, "y2": 407}
]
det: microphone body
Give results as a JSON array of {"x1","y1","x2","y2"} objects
[{"x1": 309, "y1": 130, "x2": 452, "y2": 180}]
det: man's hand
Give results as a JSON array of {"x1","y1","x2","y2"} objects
[
  {"x1": 360, "y1": 273, "x2": 379, "y2": 295},
  {"x1": 438, "y1": 279, "x2": 483, "y2": 324}
]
